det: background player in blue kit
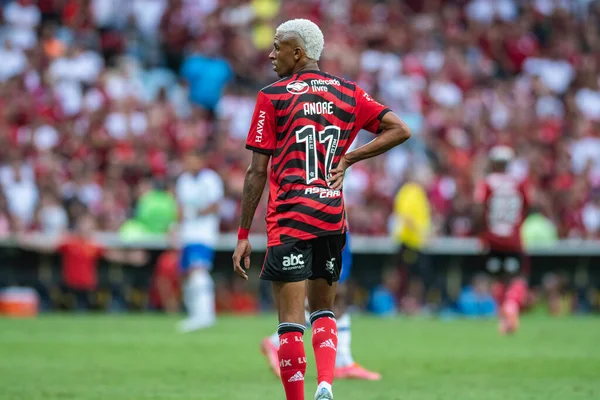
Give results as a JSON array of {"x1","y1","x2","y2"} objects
[
  {"x1": 260, "y1": 231, "x2": 382, "y2": 381},
  {"x1": 175, "y1": 151, "x2": 224, "y2": 332}
]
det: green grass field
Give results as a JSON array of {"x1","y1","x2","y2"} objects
[{"x1": 0, "y1": 314, "x2": 599, "y2": 400}]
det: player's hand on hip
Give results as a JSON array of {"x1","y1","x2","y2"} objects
[
  {"x1": 327, "y1": 155, "x2": 350, "y2": 190},
  {"x1": 232, "y1": 240, "x2": 252, "y2": 280}
]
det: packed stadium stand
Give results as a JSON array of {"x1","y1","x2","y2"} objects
[{"x1": 0, "y1": 0, "x2": 599, "y2": 240}]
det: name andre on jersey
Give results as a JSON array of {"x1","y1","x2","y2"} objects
[{"x1": 303, "y1": 79, "x2": 341, "y2": 115}]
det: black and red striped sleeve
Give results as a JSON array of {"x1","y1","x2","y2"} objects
[
  {"x1": 245, "y1": 91, "x2": 276, "y2": 155},
  {"x1": 354, "y1": 85, "x2": 391, "y2": 134}
]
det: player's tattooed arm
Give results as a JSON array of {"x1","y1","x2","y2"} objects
[
  {"x1": 233, "y1": 152, "x2": 269, "y2": 280},
  {"x1": 239, "y1": 152, "x2": 270, "y2": 229}
]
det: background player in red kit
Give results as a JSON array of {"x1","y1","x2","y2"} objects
[
  {"x1": 474, "y1": 146, "x2": 531, "y2": 335},
  {"x1": 232, "y1": 19, "x2": 410, "y2": 400}
]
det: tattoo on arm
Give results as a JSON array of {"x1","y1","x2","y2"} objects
[{"x1": 239, "y1": 167, "x2": 268, "y2": 230}]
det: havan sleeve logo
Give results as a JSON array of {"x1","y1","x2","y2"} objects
[{"x1": 255, "y1": 110, "x2": 266, "y2": 143}]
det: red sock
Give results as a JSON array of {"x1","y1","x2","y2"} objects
[
  {"x1": 491, "y1": 282, "x2": 506, "y2": 305},
  {"x1": 310, "y1": 310, "x2": 338, "y2": 385},
  {"x1": 505, "y1": 278, "x2": 528, "y2": 308},
  {"x1": 278, "y1": 326, "x2": 306, "y2": 400}
]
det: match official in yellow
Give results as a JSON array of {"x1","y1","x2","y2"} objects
[{"x1": 392, "y1": 170, "x2": 432, "y2": 307}]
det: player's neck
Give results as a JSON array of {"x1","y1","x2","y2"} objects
[{"x1": 293, "y1": 62, "x2": 319, "y2": 75}]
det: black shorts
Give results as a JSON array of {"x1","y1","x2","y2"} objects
[
  {"x1": 486, "y1": 250, "x2": 522, "y2": 275},
  {"x1": 260, "y1": 234, "x2": 346, "y2": 286}
]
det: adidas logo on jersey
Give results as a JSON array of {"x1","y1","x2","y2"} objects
[
  {"x1": 283, "y1": 254, "x2": 304, "y2": 270},
  {"x1": 288, "y1": 371, "x2": 305, "y2": 382},
  {"x1": 320, "y1": 339, "x2": 337, "y2": 351}
]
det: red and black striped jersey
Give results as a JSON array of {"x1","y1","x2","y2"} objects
[
  {"x1": 245, "y1": 70, "x2": 391, "y2": 247},
  {"x1": 474, "y1": 173, "x2": 531, "y2": 252}
]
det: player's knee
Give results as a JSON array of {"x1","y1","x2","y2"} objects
[{"x1": 309, "y1": 309, "x2": 335, "y2": 325}]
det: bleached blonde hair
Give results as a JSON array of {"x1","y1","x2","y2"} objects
[{"x1": 276, "y1": 19, "x2": 324, "y2": 61}]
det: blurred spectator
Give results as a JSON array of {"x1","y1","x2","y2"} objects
[
  {"x1": 0, "y1": 159, "x2": 38, "y2": 228},
  {"x1": 521, "y1": 207, "x2": 559, "y2": 248},
  {"x1": 457, "y1": 273, "x2": 497, "y2": 318},
  {"x1": 367, "y1": 268, "x2": 400, "y2": 317},
  {"x1": 134, "y1": 178, "x2": 178, "y2": 234},
  {"x1": 0, "y1": 39, "x2": 27, "y2": 82},
  {"x1": 3, "y1": 0, "x2": 41, "y2": 50},
  {"x1": 466, "y1": 0, "x2": 517, "y2": 24},
  {"x1": 180, "y1": 42, "x2": 233, "y2": 112},
  {"x1": 17, "y1": 214, "x2": 131, "y2": 310},
  {"x1": 36, "y1": 191, "x2": 69, "y2": 235},
  {"x1": 0, "y1": 190, "x2": 15, "y2": 238},
  {"x1": 119, "y1": 217, "x2": 152, "y2": 240},
  {"x1": 444, "y1": 194, "x2": 475, "y2": 237},
  {"x1": 540, "y1": 272, "x2": 573, "y2": 316},
  {"x1": 581, "y1": 189, "x2": 600, "y2": 238}
]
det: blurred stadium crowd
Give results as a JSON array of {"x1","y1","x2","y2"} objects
[{"x1": 0, "y1": 0, "x2": 599, "y2": 240}]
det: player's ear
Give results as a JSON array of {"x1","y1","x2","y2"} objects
[{"x1": 294, "y1": 47, "x2": 302, "y2": 61}]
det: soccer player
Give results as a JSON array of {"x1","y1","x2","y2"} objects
[
  {"x1": 176, "y1": 150, "x2": 224, "y2": 332},
  {"x1": 473, "y1": 146, "x2": 531, "y2": 335},
  {"x1": 260, "y1": 231, "x2": 382, "y2": 381},
  {"x1": 232, "y1": 19, "x2": 410, "y2": 400}
]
